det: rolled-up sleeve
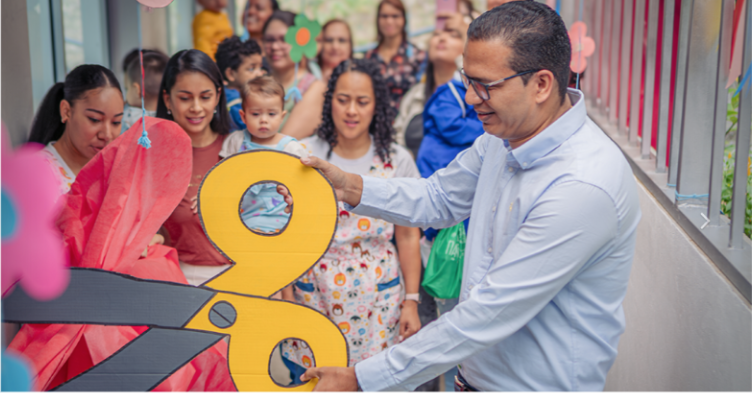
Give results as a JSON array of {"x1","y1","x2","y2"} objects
[{"x1": 355, "y1": 180, "x2": 619, "y2": 391}]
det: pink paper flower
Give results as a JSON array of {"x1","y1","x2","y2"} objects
[
  {"x1": 568, "y1": 21, "x2": 595, "y2": 74},
  {"x1": 136, "y1": 0, "x2": 173, "y2": 8},
  {"x1": 2, "y1": 125, "x2": 68, "y2": 300}
]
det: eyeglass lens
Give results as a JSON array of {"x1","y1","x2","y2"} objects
[{"x1": 461, "y1": 74, "x2": 489, "y2": 100}]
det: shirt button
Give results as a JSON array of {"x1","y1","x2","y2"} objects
[
  {"x1": 508, "y1": 167, "x2": 514, "y2": 172},
  {"x1": 492, "y1": 205, "x2": 496, "y2": 212},
  {"x1": 523, "y1": 162, "x2": 528, "y2": 166},
  {"x1": 488, "y1": 247, "x2": 493, "y2": 253}
]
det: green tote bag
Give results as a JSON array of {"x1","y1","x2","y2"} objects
[{"x1": 421, "y1": 222, "x2": 466, "y2": 299}]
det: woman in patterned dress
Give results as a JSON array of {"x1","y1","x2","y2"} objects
[
  {"x1": 281, "y1": 59, "x2": 422, "y2": 381},
  {"x1": 365, "y1": 0, "x2": 427, "y2": 115}
]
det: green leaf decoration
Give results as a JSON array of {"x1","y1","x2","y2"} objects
[{"x1": 284, "y1": 14, "x2": 322, "y2": 63}]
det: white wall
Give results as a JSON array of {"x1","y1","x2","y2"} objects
[{"x1": 605, "y1": 180, "x2": 752, "y2": 391}]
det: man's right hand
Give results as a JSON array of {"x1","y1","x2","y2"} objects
[{"x1": 277, "y1": 156, "x2": 363, "y2": 213}]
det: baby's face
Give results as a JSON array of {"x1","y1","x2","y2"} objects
[{"x1": 240, "y1": 94, "x2": 286, "y2": 143}]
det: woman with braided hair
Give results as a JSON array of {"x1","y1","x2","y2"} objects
[{"x1": 280, "y1": 59, "x2": 422, "y2": 382}]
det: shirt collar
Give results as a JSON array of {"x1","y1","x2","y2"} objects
[{"x1": 507, "y1": 88, "x2": 586, "y2": 170}]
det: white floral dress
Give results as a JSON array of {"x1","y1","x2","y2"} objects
[
  {"x1": 281, "y1": 136, "x2": 420, "y2": 369},
  {"x1": 39, "y1": 142, "x2": 76, "y2": 197}
]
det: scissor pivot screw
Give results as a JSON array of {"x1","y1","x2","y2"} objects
[{"x1": 209, "y1": 301, "x2": 237, "y2": 328}]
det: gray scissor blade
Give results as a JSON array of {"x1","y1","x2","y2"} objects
[
  {"x1": 53, "y1": 327, "x2": 226, "y2": 391},
  {"x1": 2, "y1": 268, "x2": 214, "y2": 328}
]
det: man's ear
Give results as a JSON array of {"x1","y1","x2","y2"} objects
[{"x1": 533, "y1": 70, "x2": 555, "y2": 105}]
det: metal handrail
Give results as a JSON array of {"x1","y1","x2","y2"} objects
[{"x1": 583, "y1": 0, "x2": 751, "y2": 303}]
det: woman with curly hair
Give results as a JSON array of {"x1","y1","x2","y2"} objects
[{"x1": 281, "y1": 59, "x2": 422, "y2": 381}]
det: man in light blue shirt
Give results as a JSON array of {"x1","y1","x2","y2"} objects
[{"x1": 286, "y1": 2, "x2": 641, "y2": 390}]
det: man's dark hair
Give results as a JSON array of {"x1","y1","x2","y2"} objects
[
  {"x1": 467, "y1": 1, "x2": 571, "y2": 102},
  {"x1": 126, "y1": 50, "x2": 169, "y2": 99},
  {"x1": 215, "y1": 36, "x2": 263, "y2": 82}
]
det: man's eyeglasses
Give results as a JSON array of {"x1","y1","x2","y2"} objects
[{"x1": 459, "y1": 68, "x2": 540, "y2": 101}]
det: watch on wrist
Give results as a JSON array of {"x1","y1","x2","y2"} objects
[{"x1": 404, "y1": 293, "x2": 421, "y2": 303}]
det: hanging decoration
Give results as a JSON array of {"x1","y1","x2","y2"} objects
[
  {"x1": 134, "y1": 0, "x2": 173, "y2": 149},
  {"x1": 283, "y1": 14, "x2": 321, "y2": 104},
  {"x1": 568, "y1": 21, "x2": 595, "y2": 76}
]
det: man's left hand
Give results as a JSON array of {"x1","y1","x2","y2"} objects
[{"x1": 301, "y1": 366, "x2": 358, "y2": 391}]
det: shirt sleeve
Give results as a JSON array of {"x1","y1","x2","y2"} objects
[
  {"x1": 349, "y1": 135, "x2": 488, "y2": 229},
  {"x1": 354, "y1": 180, "x2": 620, "y2": 391}
]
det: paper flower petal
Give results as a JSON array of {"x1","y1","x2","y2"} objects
[
  {"x1": 1, "y1": 124, "x2": 68, "y2": 301},
  {"x1": 303, "y1": 40, "x2": 319, "y2": 59},
  {"x1": 285, "y1": 26, "x2": 299, "y2": 48},
  {"x1": 579, "y1": 36, "x2": 595, "y2": 57},
  {"x1": 289, "y1": 43, "x2": 304, "y2": 63},
  {"x1": 1, "y1": 349, "x2": 32, "y2": 391},
  {"x1": 569, "y1": 21, "x2": 588, "y2": 38},
  {"x1": 136, "y1": 0, "x2": 173, "y2": 7}
]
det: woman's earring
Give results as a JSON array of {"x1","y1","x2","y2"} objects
[
  {"x1": 214, "y1": 108, "x2": 217, "y2": 114},
  {"x1": 167, "y1": 110, "x2": 171, "y2": 115}
]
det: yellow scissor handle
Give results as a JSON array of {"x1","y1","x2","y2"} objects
[
  {"x1": 198, "y1": 150, "x2": 338, "y2": 297},
  {"x1": 185, "y1": 293, "x2": 349, "y2": 391}
]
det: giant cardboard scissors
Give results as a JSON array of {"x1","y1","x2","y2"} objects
[{"x1": 3, "y1": 151, "x2": 348, "y2": 391}]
